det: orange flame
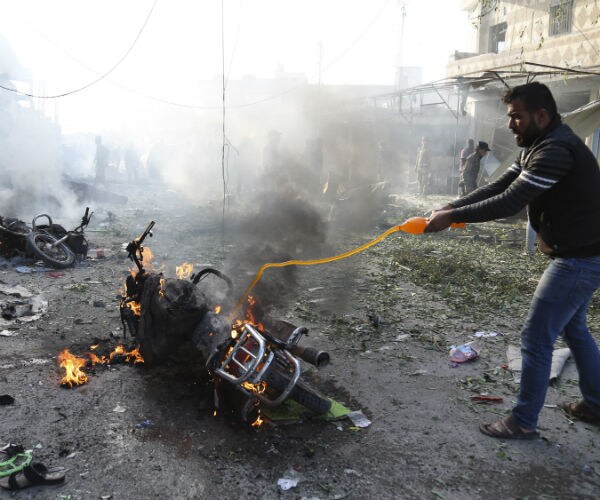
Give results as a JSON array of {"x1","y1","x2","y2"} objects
[
  {"x1": 58, "y1": 344, "x2": 144, "y2": 387},
  {"x1": 229, "y1": 296, "x2": 264, "y2": 340},
  {"x1": 127, "y1": 301, "x2": 141, "y2": 316},
  {"x1": 176, "y1": 262, "x2": 194, "y2": 280},
  {"x1": 130, "y1": 247, "x2": 156, "y2": 277},
  {"x1": 251, "y1": 412, "x2": 264, "y2": 428},
  {"x1": 245, "y1": 296, "x2": 264, "y2": 331},
  {"x1": 58, "y1": 349, "x2": 88, "y2": 387},
  {"x1": 242, "y1": 381, "x2": 267, "y2": 395}
]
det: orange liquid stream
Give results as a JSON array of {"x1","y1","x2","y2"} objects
[{"x1": 229, "y1": 217, "x2": 465, "y2": 319}]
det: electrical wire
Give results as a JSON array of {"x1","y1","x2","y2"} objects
[
  {"x1": 220, "y1": 0, "x2": 228, "y2": 250},
  {"x1": 1, "y1": 0, "x2": 390, "y2": 109},
  {"x1": 16, "y1": 21, "x2": 220, "y2": 109},
  {"x1": 0, "y1": 0, "x2": 158, "y2": 99}
]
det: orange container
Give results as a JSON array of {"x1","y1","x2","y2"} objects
[{"x1": 398, "y1": 216, "x2": 466, "y2": 234}]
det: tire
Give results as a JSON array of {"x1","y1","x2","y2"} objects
[
  {"x1": 26, "y1": 232, "x2": 75, "y2": 268},
  {"x1": 265, "y1": 366, "x2": 332, "y2": 415}
]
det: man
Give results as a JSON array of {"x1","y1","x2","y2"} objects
[
  {"x1": 426, "y1": 82, "x2": 600, "y2": 439},
  {"x1": 414, "y1": 136, "x2": 432, "y2": 196},
  {"x1": 458, "y1": 138, "x2": 475, "y2": 195},
  {"x1": 460, "y1": 141, "x2": 490, "y2": 195}
]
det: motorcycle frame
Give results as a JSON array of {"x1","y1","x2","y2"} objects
[{"x1": 216, "y1": 323, "x2": 301, "y2": 407}]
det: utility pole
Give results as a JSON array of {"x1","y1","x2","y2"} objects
[{"x1": 396, "y1": 1, "x2": 407, "y2": 90}]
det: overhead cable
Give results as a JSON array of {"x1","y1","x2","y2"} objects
[
  {"x1": 1, "y1": 0, "x2": 390, "y2": 109},
  {"x1": 0, "y1": 0, "x2": 158, "y2": 99}
]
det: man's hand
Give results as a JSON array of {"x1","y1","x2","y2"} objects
[{"x1": 425, "y1": 209, "x2": 454, "y2": 233}]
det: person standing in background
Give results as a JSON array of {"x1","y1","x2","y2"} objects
[
  {"x1": 458, "y1": 138, "x2": 475, "y2": 195},
  {"x1": 461, "y1": 141, "x2": 490, "y2": 195},
  {"x1": 414, "y1": 136, "x2": 432, "y2": 196}
]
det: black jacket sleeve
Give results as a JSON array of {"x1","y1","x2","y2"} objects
[{"x1": 449, "y1": 144, "x2": 574, "y2": 223}]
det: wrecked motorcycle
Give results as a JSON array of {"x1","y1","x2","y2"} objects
[
  {"x1": 0, "y1": 207, "x2": 92, "y2": 268},
  {"x1": 120, "y1": 221, "x2": 332, "y2": 423},
  {"x1": 208, "y1": 320, "x2": 332, "y2": 422}
]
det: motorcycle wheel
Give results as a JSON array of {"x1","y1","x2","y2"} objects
[
  {"x1": 26, "y1": 232, "x2": 76, "y2": 268},
  {"x1": 265, "y1": 368, "x2": 332, "y2": 415}
]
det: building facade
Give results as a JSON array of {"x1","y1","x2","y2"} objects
[
  {"x1": 448, "y1": 0, "x2": 600, "y2": 79},
  {"x1": 446, "y1": 0, "x2": 600, "y2": 169}
]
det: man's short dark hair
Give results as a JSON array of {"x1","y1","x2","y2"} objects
[{"x1": 503, "y1": 82, "x2": 558, "y2": 118}]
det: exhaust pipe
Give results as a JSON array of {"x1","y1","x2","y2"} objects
[{"x1": 289, "y1": 345, "x2": 330, "y2": 368}]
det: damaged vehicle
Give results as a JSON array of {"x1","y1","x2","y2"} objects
[
  {"x1": 120, "y1": 222, "x2": 332, "y2": 424},
  {"x1": 0, "y1": 207, "x2": 92, "y2": 268}
]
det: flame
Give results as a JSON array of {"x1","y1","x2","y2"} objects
[
  {"x1": 176, "y1": 262, "x2": 194, "y2": 280},
  {"x1": 58, "y1": 344, "x2": 144, "y2": 387},
  {"x1": 130, "y1": 247, "x2": 156, "y2": 278},
  {"x1": 229, "y1": 296, "x2": 264, "y2": 340},
  {"x1": 159, "y1": 278, "x2": 166, "y2": 297},
  {"x1": 122, "y1": 346, "x2": 144, "y2": 364},
  {"x1": 142, "y1": 247, "x2": 155, "y2": 267},
  {"x1": 87, "y1": 352, "x2": 104, "y2": 365},
  {"x1": 242, "y1": 381, "x2": 267, "y2": 395},
  {"x1": 245, "y1": 296, "x2": 264, "y2": 331},
  {"x1": 214, "y1": 305, "x2": 221, "y2": 314},
  {"x1": 126, "y1": 301, "x2": 141, "y2": 316},
  {"x1": 251, "y1": 412, "x2": 265, "y2": 428},
  {"x1": 58, "y1": 349, "x2": 88, "y2": 387}
]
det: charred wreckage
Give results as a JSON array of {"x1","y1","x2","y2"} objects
[
  {"x1": 0, "y1": 208, "x2": 92, "y2": 268},
  {"x1": 119, "y1": 222, "x2": 332, "y2": 424}
]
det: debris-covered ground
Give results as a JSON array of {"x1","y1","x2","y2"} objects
[{"x1": 2, "y1": 185, "x2": 600, "y2": 500}]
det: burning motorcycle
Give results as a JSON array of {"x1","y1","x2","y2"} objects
[
  {"x1": 120, "y1": 222, "x2": 332, "y2": 424},
  {"x1": 0, "y1": 207, "x2": 92, "y2": 268}
]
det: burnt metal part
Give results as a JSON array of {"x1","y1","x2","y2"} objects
[
  {"x1": 191, "y1": 267, "x2": 233, "y2": 290},
  {"x1": 0, "y1": 209, "x2": 91, "y2": 265},
  {"x1": 289, "y1": 345, "x2": 330, "y2": 368},
  {"x1": 134, "y1": 274, "x2": 209, "y2": 366},
  {"x1": 193, "y1": 311, "x2": 231, "y2": 368},
  {"x1": 126, "y1": 221, "x2": 155, "y2": 274}
]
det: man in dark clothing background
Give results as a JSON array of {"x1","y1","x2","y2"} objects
[
  {"x1": 460, "y1": 141, "x2": 490, "y2": 195},
  {"x1": 426, "y1": 82, "x2": 600, "y2": 439},
  {"x1": 458, "y1": 138, "x2": 475, "y2": 195}
]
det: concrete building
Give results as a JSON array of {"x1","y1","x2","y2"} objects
[
  {"x1": 447, "y1": 0, "x2": 600, "y2": 167},
  {"x1": 447, "y1": 0, "x2": 600, "y2": 79}
]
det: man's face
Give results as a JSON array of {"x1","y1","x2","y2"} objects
[{"x1": 507, "y1": 98, "x2": 542, "y2": 147}]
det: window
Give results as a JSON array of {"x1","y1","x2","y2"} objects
[
  {"x1": 549, "y1": 0, "x2": 573, "y2": 36},
  {"x1": 489, "y1": 22, "x2": 507, "y2": 53}
]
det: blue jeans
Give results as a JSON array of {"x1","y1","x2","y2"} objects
[{"x1": 512, "y1": 256, "x2": 600, "y2": 430}]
